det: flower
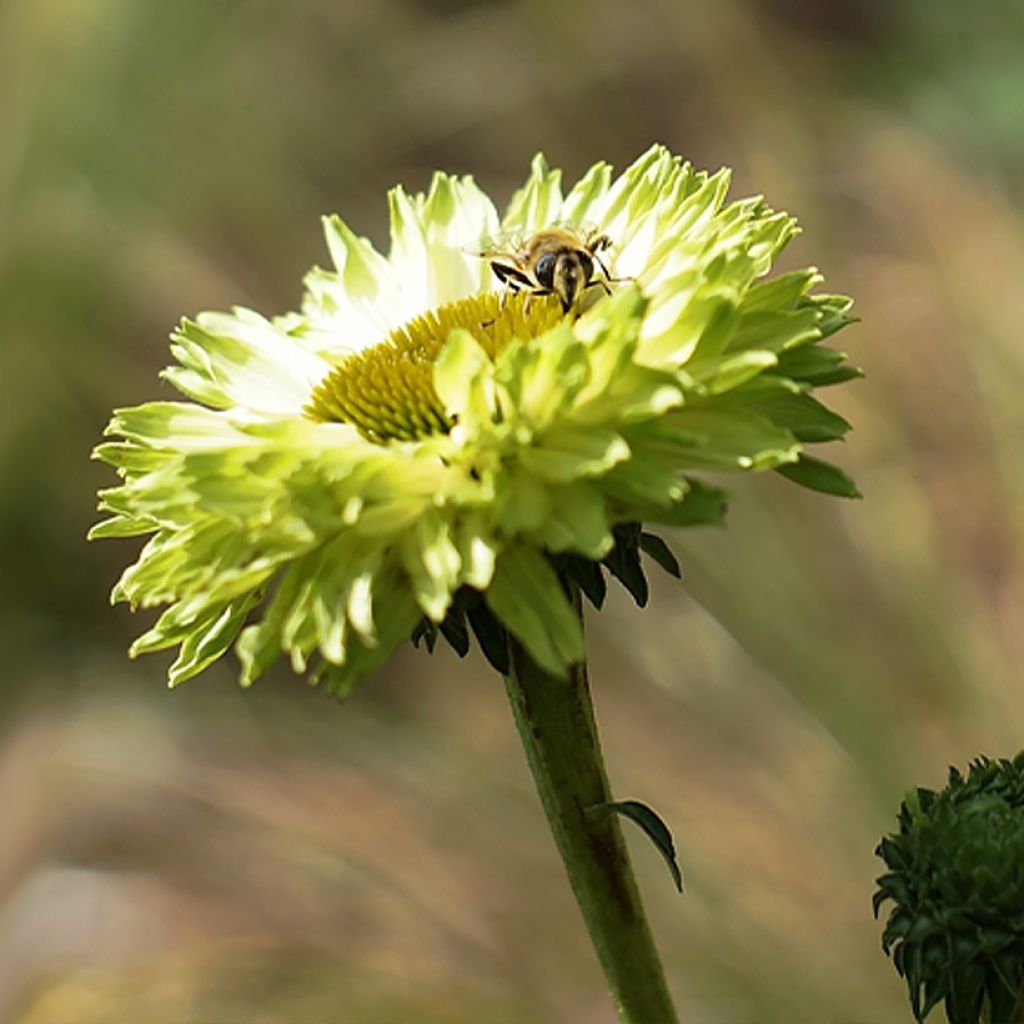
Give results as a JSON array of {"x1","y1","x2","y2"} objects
[
  {"x1": 874, "y1": 754, "x2": 1024, "y2": 1024},
  {"x1": 91, "y1": 145, "x2": 858, "y2": 693}
]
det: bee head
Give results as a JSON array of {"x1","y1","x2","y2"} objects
[{"x1": 550, "y1": 252, "x2": 590, "y2": 313}]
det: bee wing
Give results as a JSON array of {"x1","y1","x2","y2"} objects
[
  {"x1": 543, "y1": 218, "x2": 605, "y2": 240},
  {"x1": 464, "y1": 228, "x2": 525, "y2": 260},
  {"x1": 546, "y1": 217, "x2": 586, "y2": 233}
]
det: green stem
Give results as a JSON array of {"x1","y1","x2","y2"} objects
[{"x1": 502, "y1": 601, "x2": 678, "y2": 1024}]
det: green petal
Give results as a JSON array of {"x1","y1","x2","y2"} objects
[
  {"x1": 302, "y1": 214, "x2": 401, "y2": 354},
  {"x1": 699, "y1": 350, "x2": 779, "y2": 394},
  {"x1": 422, "y1": 172, "x2": 501, "y2": 300},
  {"x1": 728, "y1": 306, "x2": 824, "y2": 356},
  {"x1": 168, "y1": 593, "x2": 262, "y2": 686},
  {"x1": 741, "y1": 267, "x2": 821, "y2": 312},
  {"x1": 711, "y1": 388, "x2": 852, "y2": 443},
  {"x1": 88, "y1": 514, "x2": 157, "y2": 539},
  {"x1": 774, "y1": 344, "x2": 862, "y2": 387},
  {"x1": 649, "y1": 407, "x2": 801, "y2": 471},
  {"x1": 130, "y1": 591, "x2": 261, "y2": 687},
  {"x1": 531, "y1": 481, "x2": 614, "y2": 559},
  {"x1": 592, "y1": 145, "x2": 692, "y2": 252},
  {"x1": 236, "y1": 561, "x2": 307, "y2": 686},
  {"x1": 501, "y1": 322, "x2": 589, "y2": 426},
  {"x1": 559, "y1": 159, "x2": 613, "y2": 226},
  {"x1": 312, "y1": 574, "x2": 422, "y2": 699},
  {"x1": 486, "y1": 544, "x2": 584, "y2": 676},
  {"x1": 165, "y1": 310, "x2": 328, "y2": 413},
  {"x1": 502, "y1": 153, "x2": 564, "y2": 235},
  {"x1": 453, "y1": 514, "x2": 499, "y2": 590},
  {"x1": 776, "y1": 454, "x2": 862, "y2": 498},
  {"x1": 519, "y1": 423, "x2": 630, "y2": 483},
  {"x1": 103, "y1": 402, "x2": 253, "y2": 451},
  {"x1": 496, "y1": 465, "x2": 551, "y2": 534},
  {"x1": 433, "y1": 328, "x2": 497, "y2": 428},
  {"x1": 399, "y1": 510, "x2": 461, "y2": 621},
  {"x1": 645, "y1": 477, "x2": 730, "y2": 527}
]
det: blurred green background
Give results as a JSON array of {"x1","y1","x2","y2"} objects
[{"x1": 2, "y1": 1, "x2": 1023, "y2": 1021}]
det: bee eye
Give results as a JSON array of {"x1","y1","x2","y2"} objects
[
  {"x1": 534, "y1": 253, "x2": 557, "y2": 289},
  {"x1": 578, "y1": 252, "x2": 594, "y2": 280}
]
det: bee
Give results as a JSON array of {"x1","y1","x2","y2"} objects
[{"x1": 479, "y1": 226, "x2": 618, "y2": 315}]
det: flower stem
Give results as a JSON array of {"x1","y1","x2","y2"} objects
[{"x1": 502, "y1": 598, "x2": 679, "y2": 1024}]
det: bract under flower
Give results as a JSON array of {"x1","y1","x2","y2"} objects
[{"x1": 92, "y1": 145, "x2": 859, "y2": 694}]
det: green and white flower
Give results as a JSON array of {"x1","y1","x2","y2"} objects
[{"x1": 91, "y1": 145, "x2": 859, "y2": 693}]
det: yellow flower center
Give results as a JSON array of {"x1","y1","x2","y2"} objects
[{"x1": 306, "y1": 291, "x2": 564, "y2": 443}]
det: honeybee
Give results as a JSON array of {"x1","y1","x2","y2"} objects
[{"x1": 479, "y1": 226, "x2": 618, "y2": 315}]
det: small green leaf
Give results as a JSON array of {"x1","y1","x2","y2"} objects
[
  {"x1": 599, "y1": 799, "x2": 683, "y2": 893},
  {"x1": 410, "y1": 618, "x2": 438, "y2": 652},
  {"x1": 639, "y1": 532, "x2": 681, "y2": 578},
  {"x1": 562, "y1": 554, "x2": 608, "y2": 609},
  {"x1": 748, "y1": 392, "x2": 852, "y2": 442},
  {"x1": 658, "y1": 478, "x2": 730, "y2": 527},
  {"x1": 806, "y1": 293, "x2": 857, "y2": 338},
  {"x1": 776, "y1": 454, "x2": 861, "y2": 498},
  {"x1": 775, "y1": 345, "x2": 863, "y2": 387},
  {"x1": 438, "y1": 606, "x2": 471, "y2": 658},
  {"x1": 466, "y1": 599, "x2": 510, "y2": 675},
  {"x1": 604, "y1": 524, "x2": 649, "y2": 607}
]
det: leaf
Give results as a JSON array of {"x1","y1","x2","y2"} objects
[
  {"x1": 562, "y1": 554, "x2": 607, "y2": 609},
  {"x1": 599, "y1": 799, "x2": 683, "y2": 893},
  {"x1": 656, "y1": 478, "x2": 730, "y2": 527},
  {"x1": 639, "y1": 531, "x2": 681, "y2": 578},
  {"x1": 749, "y1": 392, "x2": 852, "y2": 442},
  {"x1": 774, "y1": 344, "x2": 863, "y2": 387},
  {"x1": 656, "y1": 406, "x2": 800, "y2": 470},
  {"x1": 604, "y1": 525, "x2": 649, "y2": 607},
  {"x1": 466, "y1": 598, "x2": 510, "y2": 675},
  {"x1": 776, "y1": 454, "x2": 861, "y2": 498},
  {"x1": 438, "y1": 605, "x2": 471, "y2": 657},
  {"x1": 410, "y1": 618, "x2": 438, "y2": 653}
]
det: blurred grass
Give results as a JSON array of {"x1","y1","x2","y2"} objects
[{"x1": 2, "y1": 1, "x2": 1023, "y2": 1021}]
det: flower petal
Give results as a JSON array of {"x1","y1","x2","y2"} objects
[
  {"x1": 486, "y1": 544, "x2": 585, "y2": 676},
  {"x1": 301, "y1": 214, "x2": 403, "y2": 356},
  {"x1": 389, "y1": 173, "x2": 500, "y2": 312},
  {"x1": 165, "y1": 308, "x2": 330, "y2": 414},
  {"x1": 502, "y1": 153, "x2": 564, "y2": 236}
]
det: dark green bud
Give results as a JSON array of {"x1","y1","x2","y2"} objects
[{"x1": 874, "y1": 753, "x2": 1024, "y2": 1024}]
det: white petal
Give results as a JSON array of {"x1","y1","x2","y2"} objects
[
  {"x1": 558, "y1": 160, "x2": 613, "y2": 227},
  {"x1": 178, "y1": 308, "x2": 330, "y2": 415},
  {"x1": 389, "y1": 173, "x2": 501, "y2": 313},
  {"x1": 502, "y1": 153, "x2": 564, "y2": 235},
  {"x1": 301, "y1": 215, "x2": 404, "y2": 356}
]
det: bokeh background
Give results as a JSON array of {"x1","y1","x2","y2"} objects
[{"x1": 2, "y1": 1, "x2": 1023, "y2": 1021}]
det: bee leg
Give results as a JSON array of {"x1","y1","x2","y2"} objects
[
  {"x1": 593, "y1": 252, "x2": 627, "y2": 285},
  {"x1": 481, "y1": 290, "x2": 505, "y2": 329},
  {"x1": 481, "y1": 282, "x2": 519, "y2": 329},
  {"x1": 581, "y1": 278, "x2": 612, "y2": 299}
]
